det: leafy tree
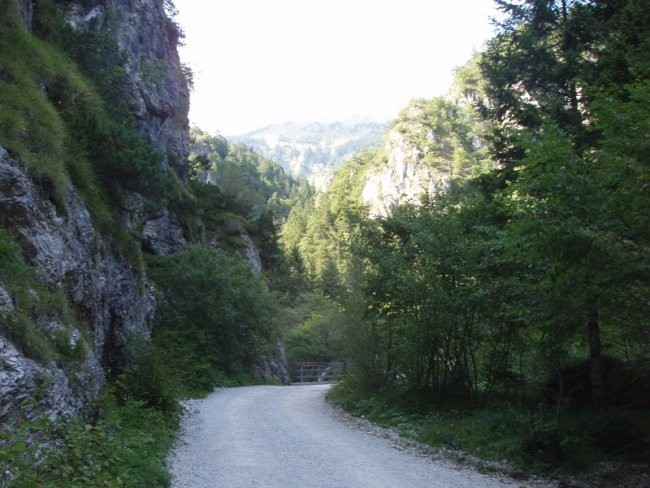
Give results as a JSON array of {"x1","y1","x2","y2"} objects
[
  {"x1": 479, "y1": 0, "x2": 650, "y2": 405},
  {"x1": 146, "y1": 246, "x2": 274, "y2": 392},
  {"x1": 283, "y1": 293, "x2": 347, "y2": 366}
]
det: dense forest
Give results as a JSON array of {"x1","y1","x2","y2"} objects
[{"x1": 0, "y1": 0, "x2": 648, "y2": 485}]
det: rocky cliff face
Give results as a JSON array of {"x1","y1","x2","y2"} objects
[
  {"x1": 361, "y1": 127, "x2": 450, "y2": 218},
  {"x1": 0, "y1": 0, "x2": 188, "y2": 422},
  {"x1": 0, "y1": 147, "x2": 155, "y2": 421},
  {"x1": 67, "y1": 0, "x2": 190, "y2": 255},
  {"x1": 359, "y1": 94, "x2": 488, "y2": 218},
  {"x1": 67, "y1": 0, "x2": 190, "y2": 177}
]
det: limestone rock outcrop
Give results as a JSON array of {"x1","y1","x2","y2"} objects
[
  {"x1": 362, "y1": 128, "x2": 450, "y2": 218},
  {"x1": 0, "y1": 147, "x2": 154, "y2": 421},
  {"x1": 0, "y1": 0, "x2": 187, "y2": 422}
]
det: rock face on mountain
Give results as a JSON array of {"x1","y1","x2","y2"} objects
[
  {"x1": 67, "y1": 0, "x2": 190, "y2": 254},
  {"x1": 67, "y1": 0, "x2": 190, "y2": 177},
  {"x1": 0, "y1": 147, "x2": 155, "y2": 421},
  {"x1": 358, "y1": 95, "x2": 488, "y2": 218},
  {"x1": 361, "y1": 128, "x2": 450, "y2": 218},
  {"x1": 0, "y1": 0, "x2": 187, "y2": 422}
]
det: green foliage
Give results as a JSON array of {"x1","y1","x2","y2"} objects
[
  {"x1": 146, "y1": 245, "x2": 273, "y2": 396},
  {"x1": 392, "y1": 95, "x2": 491, "y2": 177},
  {"x1": 280, "y1": 55, "x2": 494, "y2": 291},
  {"x1": 0, "y1": 16, "x2": 86, "y2": 204},
  {"x1": 0, "y1": 394, "x2": 176, "y2": 487},
  {"x1": 2, "y1": 0, "x2": 648, "y2": 481},
  {"x1": 113, "y1": 337, "x2": 179, "y2": 416},
  {"x1": 280, "y1": 147, "x2": 377, "y2": 284},
  {"x1": 69, "y1": 99, "x2": 180, "y2": 201},
  {"x1": 188, "y1": 127, "x2": 310, "y2": 221},
  {"x1": 283, "y1": 2, "x2": 650, "y2": 477},
  {"x1": 283, "y1": 293, "x2": 347, "y2": 367},
  {"x1": 329, "y1": 380, "x2": 650, "y2": 474}
]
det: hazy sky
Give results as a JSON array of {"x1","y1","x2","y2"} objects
[{"x1": 174, "y1": 0, "x2": 499, "y2": 135}]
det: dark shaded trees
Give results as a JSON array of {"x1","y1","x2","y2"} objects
[{"x1": 479, "y1": 0, "x2": 650, "y2": 406}]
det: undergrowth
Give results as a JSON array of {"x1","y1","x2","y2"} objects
[
  {"x1": 0, "y1": 326, "x2": 258, "y2": 487},
  {"x1": 0, "y1": 393, "x2": 177, "y2": 488},
  {"x1": 327, "y1": 376, "x2": 650, "y2": 476}
]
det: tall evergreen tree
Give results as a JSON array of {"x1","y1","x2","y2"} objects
[{"x1": 480, "y1": 0, "x2": 650, "y2": 405}]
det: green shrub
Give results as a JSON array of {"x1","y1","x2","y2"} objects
[
  {"x1": 69, "y1": 100, "x2": 179, "y2": 201},
  {"x1": 146, "y1": 245, "x2": 272, "y2": 396},
  {"x1": 113, "y1": 337, "x2": 179, "y2": 416},
  {"x1": 0, "y1": 394, "x2": 176, "y2": 487}
]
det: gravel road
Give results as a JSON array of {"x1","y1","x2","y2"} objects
[{"x1": 168, "y1": 384, "x2": 533, "y2": 488}]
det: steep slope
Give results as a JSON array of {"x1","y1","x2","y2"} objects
[
  {"x1": 361, "y1": 95, "x2": 490, "y2": 217},
  {"x1": 0, "y1": 0, "x2": 188, "y2": 422}
]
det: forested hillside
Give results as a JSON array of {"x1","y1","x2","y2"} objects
[{"x1": 284, "y1": 0, "x2": 650, "y2": 480}]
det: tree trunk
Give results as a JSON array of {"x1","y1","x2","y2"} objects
[{"x1": 587, "y1": 303, "x2": 604, "y2": 405}]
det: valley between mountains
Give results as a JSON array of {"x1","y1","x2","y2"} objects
[{"x1": 0, "y1": 1, "x2": 648, "y2": 486}]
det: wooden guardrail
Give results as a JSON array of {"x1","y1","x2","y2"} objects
[{"x1": 293, "y1": 362, "x2": 344, "y2": 383}]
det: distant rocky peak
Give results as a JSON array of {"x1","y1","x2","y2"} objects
[{"x1": 231, "y1": 120, "x2": 386, "y2": 190}]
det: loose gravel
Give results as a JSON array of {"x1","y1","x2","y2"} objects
[{"x1": 167, "y1": 384, "x2": 548, "y2": 488}]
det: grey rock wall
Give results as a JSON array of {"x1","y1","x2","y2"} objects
[
  {"x1": 0, "y1": 0, "x2": 190, "y2": 422},
  {"x1": 0, "y1": 147, "x2": 155, "y2": 421},
  {"x1": 362, "y1": 128, "x2": 450, "y2": 218},
  {"x1": 0, "y1": 0, "x2": 289, "y2": 421},
  {"x1": 253, "y1": 341, "x2": 290, "y2": 385},
  {"x1": 66, "y1": 0, "x2": 190, "y2": 178}
]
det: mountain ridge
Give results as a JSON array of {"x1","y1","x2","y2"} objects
[{"x1": 229, "y1": 119, "x2": 386, "y2": 189}]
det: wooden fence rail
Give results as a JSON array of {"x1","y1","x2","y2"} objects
[{"x1": 293, "y1": 362, "x2": 344, "y2": 383}]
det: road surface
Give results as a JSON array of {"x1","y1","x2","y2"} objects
[{"x1": 168, "y1": 384, "x2": 530, "y2": 488}]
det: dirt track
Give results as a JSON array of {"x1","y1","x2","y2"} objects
[{"x1": 168, "y1": 384, "x2": 528, "y2": 488}]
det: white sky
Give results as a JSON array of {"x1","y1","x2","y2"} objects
[{"x1": 174, "y1": 0, "x2": 499, "y2": 135}]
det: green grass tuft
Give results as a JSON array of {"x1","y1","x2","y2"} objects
[
  {"x1": 0, "y1": 229, "x2": 90, "y2": 364},
  {"x1": 0, "y1": 394, "x2": 177, "y2": 487}
]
